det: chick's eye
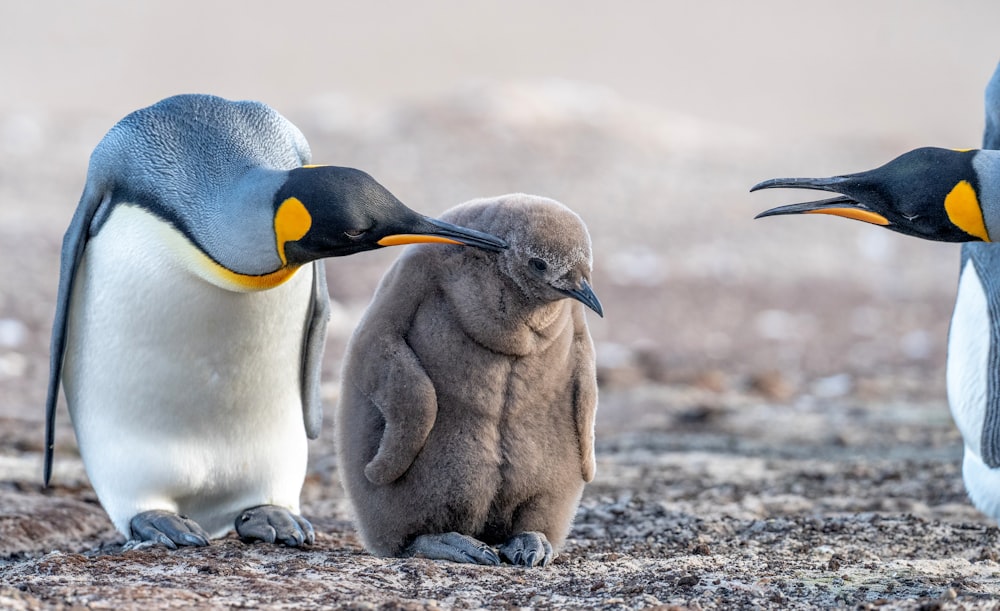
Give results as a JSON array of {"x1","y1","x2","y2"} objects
[
  {"x1": 344, "y1": 229, "x2": 367, "y2": 239},
  {"x1": 529, "y1": 258, "x2": 548, "y2": 272}
]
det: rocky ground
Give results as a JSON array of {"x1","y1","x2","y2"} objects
[{"x1": 2, "y1": 84, "x2": 998, "y2": 609}]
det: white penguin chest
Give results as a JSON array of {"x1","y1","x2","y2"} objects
[
  {"x1": 62, "y1": 204, "x2": 314, "y2": 448},
  {"x1": 947, "y1": 258, "x2": 990, "y2": 456}
]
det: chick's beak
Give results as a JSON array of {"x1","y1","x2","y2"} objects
[{"x1": 560, "y1": 279, "x2": 604, "y2": 317}]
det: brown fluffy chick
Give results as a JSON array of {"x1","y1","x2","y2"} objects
[{"x1": 336, "y1": 193, "x2": 602, "y2": 567}]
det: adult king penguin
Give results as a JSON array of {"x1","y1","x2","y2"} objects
[
  {"x1": 337, "y1": 194, "x2": 602, "y2": 566},
  {"x1": 751, "y1": 61, "x2": 1000, "y2": 522},
  {"x1": 47, "y1": 94, "x2": 507, "y2": 548}
]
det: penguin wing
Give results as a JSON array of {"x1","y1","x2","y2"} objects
[
  {"x1": 969, "y1": 62, "x2": 1000, "y2": 468},
  {"x1": 45, "y1": 184, "x2": 114, "y2": 485},
  {"x1": 985, "y1": 60, "x2": 1000, "y2": 150},
  {"x1": 301, "y1": 261, "x2": 331, "y2": 439},
  {"x1": 571, "y1": 307, "x2": 599, "y2": 482},
  {"x1": 963, "y1": 246, "x2": 1000, "y2": 468},
  {"x1": 351, "y1": 258, "x2": 439, "y2": 486}
]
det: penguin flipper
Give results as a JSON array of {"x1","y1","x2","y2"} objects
[
  {"x1": 45, "y1": 186, "x2": 113, "y2": 486},
  {"x1": 972, "y1": 60, "x2": 1000, "y2": 468},
  {"x1": 965, "y1": 247, "x2": 1000, "y2": 468},
  {"x1": 301, "y1": 262, "x2": 330, "y2": 440},
  {"x1": 360, "y1": 341, "x2": 438, "y2": 485},
  {"x1": 349, "y1": 258, "x2": 439, "y2": 485},
  {"x1": 984, "y1": 59, "x2": 1000, "y2": 150},
  {"x1": 571, "y1": 308, "x2": 599, "y2": 483}
]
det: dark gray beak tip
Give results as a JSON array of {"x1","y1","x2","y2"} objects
[
  {"x1": 422, "y1": 216, "x2": 508, "y2": 252},
  {"x1": 563, "y1": 280, "x2": 604, "y2": 318},
  {"x1": 754, "y1": 207, "x2": 786, "y2": 220},
  {"x1": 751, "y1": 175, "x2": 849, "y2": 194}
]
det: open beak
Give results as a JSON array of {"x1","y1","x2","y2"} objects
[
  {"x1": 751, "y1": 176, "x2": 890, "y2": 226},
  {"x1": 560, "y1": 279, "x2": 604, "y2": 317},
  {"x1": 377, "y1": 216, "x2": 508, "y2": 251}
]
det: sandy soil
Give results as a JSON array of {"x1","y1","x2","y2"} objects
[{"x1": 4, "y1": 3, "x2": 1000, "y2": 609}]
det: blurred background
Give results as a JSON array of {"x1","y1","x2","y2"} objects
[{"x1": 2, "y1": 0, "x2": 1000, "y2": 453}]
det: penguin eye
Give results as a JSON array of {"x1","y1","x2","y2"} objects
[
  {"x1": 344, "y1": 229, "x2": 367, "y2": 239},
  {"x1": 528, "y1": 258, "x2": 548, "y2": 273}
]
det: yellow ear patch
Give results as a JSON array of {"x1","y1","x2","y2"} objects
[
  {"x1": 945, "y1": 180, "x2": 990, "y2": 242},
  {"x1": 275, "y1": 197, "x2": 313, "y2": 265}
]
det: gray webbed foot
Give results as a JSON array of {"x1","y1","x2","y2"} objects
[
  {"x1": 498, "y1": 531, "x2": 553, "y2": 567},
  {"x1": 404, "y1": 532, "x2": 501, "y2": 565},
  {"x1": 130, "y1": 510, "x2": 211, "y2": 549},
  {"x1": 236, "y1": 505, "x2": 315, "y2": 547}
]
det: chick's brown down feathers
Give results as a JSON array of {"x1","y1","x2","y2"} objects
[{"x1": 336, "y1": 194, "x2": 600, "y2": 562}]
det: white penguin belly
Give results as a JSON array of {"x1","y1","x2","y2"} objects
[
  {"x1": 946, "y1": 259, "x2": 999, "y2": 519},
  {"x1": 62, "y1": 204, "x2": 312, "y2": 537}
]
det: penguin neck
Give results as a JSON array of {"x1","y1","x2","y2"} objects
[
  {"x1": 115, "y1": 204, "x2": 304, "y2": 293},
  {"x1": 441, "y1": 258, "x2": 572, "y2": 357},
  {"x1": 152, "y1": 166, "x2": 294, "y2": 285}
]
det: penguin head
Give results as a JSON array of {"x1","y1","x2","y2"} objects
[
  {"x1": 518, "y1": 247, "x2": 604, "y2": 318},
  {"x1": 274, "y1": 166, "x2": 508, "y2": 265},
  {"x1": 752, "y1": 147, "x2": 1000, "y2": 243},
  {"x1": 449, "y1": 194, "x2": 603, "y2": 317}
]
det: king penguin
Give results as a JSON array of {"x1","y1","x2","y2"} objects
[
  {"x1": 47, "y1": 94, "x2": 507, "y2": 549},
  {"x1": 751, "y1": 61, "x2": 1000, "y2": 523},
  {"x1": 336, "y1": 194, "x2": 602, "y2": 566}
]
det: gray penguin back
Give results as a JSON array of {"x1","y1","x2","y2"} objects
[{"x1": 85, "y1": 94, "x2": 312, "y2": 274}]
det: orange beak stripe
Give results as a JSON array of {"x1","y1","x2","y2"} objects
[
  {"x1": 805, "y1": 208, "x2": 890, "y2": 226},
  {"x1": 376, "y1": 234, "x2": 466, "y2": 247}
]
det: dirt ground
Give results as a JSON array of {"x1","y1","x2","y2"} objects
[{"x1": 2, "y1": 79, "x2": 1000, "y2": 610}]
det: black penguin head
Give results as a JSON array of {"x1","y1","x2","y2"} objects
[
  {"x1": 751, "y1": 147, "x2": 991, "y2": 243},
  {"x1": 274, "y1": 166, "x2": 507, "y2": 265}
]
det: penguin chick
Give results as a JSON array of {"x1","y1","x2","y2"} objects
[
  {"x1": 751, "y1": 61, "x2": 1000, "y2": 524},
  {"x1": 48, "y1": 94, "x2": 507, "y2": 549},
  {"x1": 336, "y1": 193, "x2": 603, "y2": 567}
]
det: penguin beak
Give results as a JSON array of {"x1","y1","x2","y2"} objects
[
  {"x1": 750, "y1": 176, "x2": 891, "y2": 227},
  {"x1": 560, "y1": 279, "x2": 604, "y2": 318},
  {"x1": 377, "y1": 216, "x2": 509, "y2": 252}
]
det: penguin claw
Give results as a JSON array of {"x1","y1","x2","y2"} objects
[
  {"x1": 498, "y1": 532, "x2": 553, "y2": 567},
  {"x1": 236, "y1": 505, "x2": 315, "y2": 547},
  {"x1": 404, "y1": 532, "x2": 500, "y2": 565},
  {"x1": 130, "y1": 510, "x2": 210, "y2": 549}
]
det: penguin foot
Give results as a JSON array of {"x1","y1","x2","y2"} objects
[
  {"x1": 404, "y1": 532, "x2": 501, "y2": 565},
  {"x1": 498, "y1": 531, "x2": 553, "y2": 567},
  {"x1": 130, "y1": 510, "x2": 211, "y2": 549},
  {"x1": 236, "y1": 505, "x2": 315, "y2": 547}
]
